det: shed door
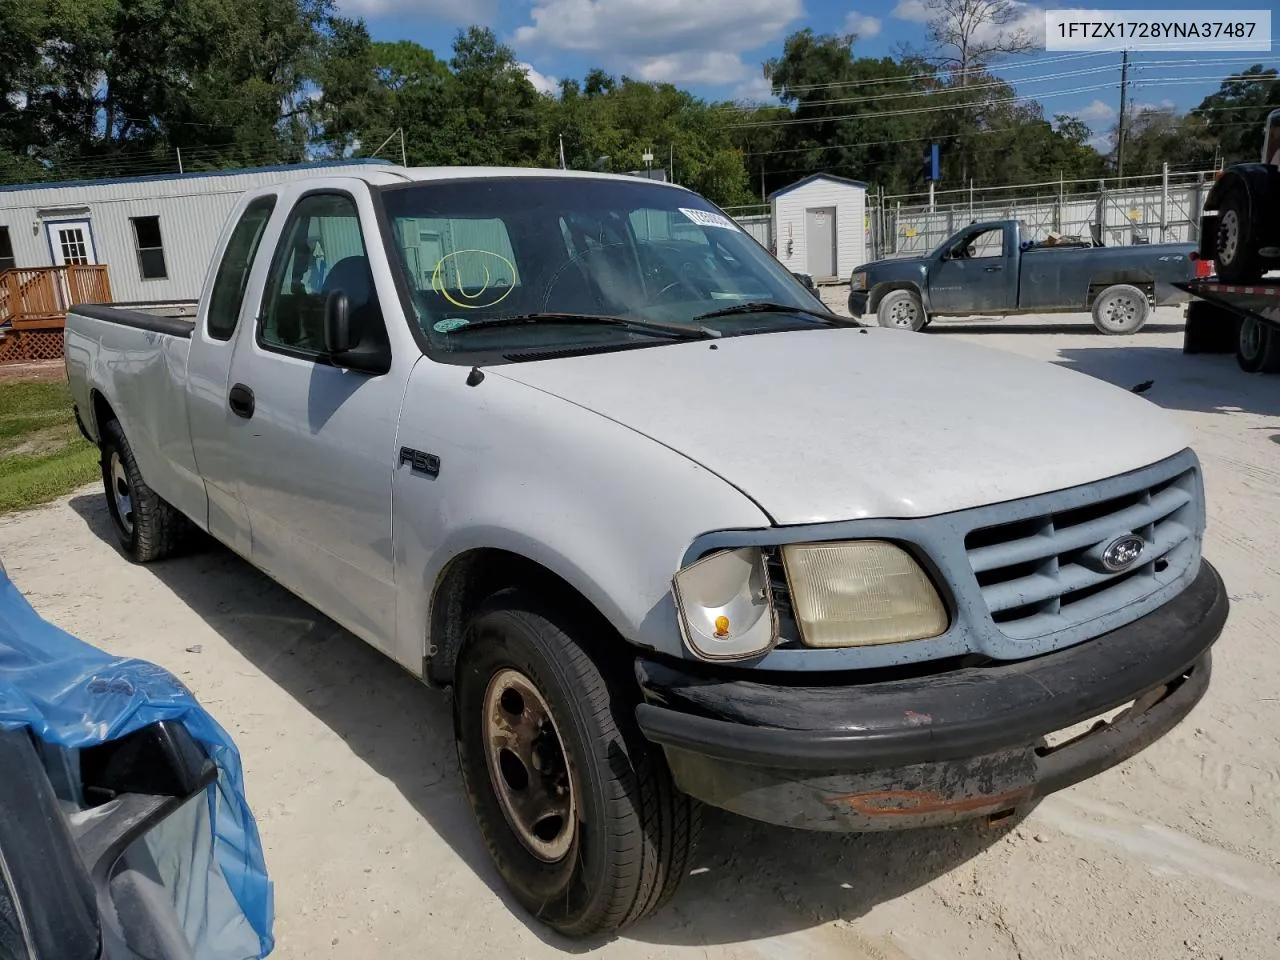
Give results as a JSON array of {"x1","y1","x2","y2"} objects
[
  {"x1": 806, "y1": 207, "x2": 836, "y2": 278},
  {"x1": 46, "y1": 221, "x2": 97, "y2": 266}
]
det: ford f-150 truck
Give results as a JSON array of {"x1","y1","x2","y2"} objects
[
  {"x1": 848, "y1": 218, "x2": 1208, "y2": 333},
  {"x1": 65, "y1": 166, "x2": 1228, "y2": 938}
]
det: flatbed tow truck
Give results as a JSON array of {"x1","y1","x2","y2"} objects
[
  {"x1": 1179, "y1": 278, "x2": 1280, "y2": 372},
  {"x1": 1180, "y1": 107, "x2": 1280, "y2": 373}
]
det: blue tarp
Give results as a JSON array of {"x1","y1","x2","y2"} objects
[{"x1": 0, "y1": 568, "x2": 274, "y2": 958}]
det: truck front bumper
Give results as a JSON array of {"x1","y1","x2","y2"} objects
[
  {"x1": 634, "y1": 560, "x2": 1226, "y2": 832},
  {"x1": 848, "y1": 291, "x2": 869, "y2": 317}
]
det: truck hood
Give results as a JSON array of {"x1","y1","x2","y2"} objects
[{"x1": 491, "y1": 328, "x2": 1191, "y2": 525}]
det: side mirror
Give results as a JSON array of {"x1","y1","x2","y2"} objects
[
  {"x1": 322, "y1": 289, "x2": 392, "y2": 376},
  {"x1": 324, "y1": 290, "x2": 355, "y2": 354}
]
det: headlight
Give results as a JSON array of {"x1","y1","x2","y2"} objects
[
  {"x1": 781, "y1": 541, "x2": 947, "y2": 648},
  {"x1": 672, "y1": 548, "x2": 778, "y2": 660},
  {"x1": 850, "y1": 271, "x2": 868, "y2": 291}
]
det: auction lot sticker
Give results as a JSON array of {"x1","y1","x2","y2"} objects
[{"x1": 1045, "y1": 9, "x2": 1272, "y2": 50}]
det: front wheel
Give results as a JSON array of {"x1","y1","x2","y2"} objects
[
  {"x1": 454, "y1": 590, "x2": 698, "y2": 937},
  {"x1": 876, "y1": 289, "x2": 927, "y2": 331},
  {"x1": 1091, "y1": 284, "x2": 1150, "y2": 335}
]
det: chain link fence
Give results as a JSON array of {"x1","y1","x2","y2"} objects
[{"x1": 865, "y1": 166, "x2": 1216, "y2": 261}]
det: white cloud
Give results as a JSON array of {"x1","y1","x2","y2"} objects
[
  {"x1": 1131, "y1": 98, "x2": 1177, "y2": 113},
  {"x1": 512, "y1": 0, "x2": 803, "y2": 87},
  {"x1": 6, "y1": 92, "x2": 27, "y2": 110},
  {"x1": 1087, "y1": 133, "x2": 1112, "y2": 151},
  {"x1": 843, "y1": 10, "x2": 882, "y2": 38},
  {"x1": 892, "y1": 0, "x2": 1047, "y2": 50},
  {"x1": 1070, "y1": 99, "x2": 1116, "y2": 123},
  {"x1": 337, "y1": 0, "x2": 497, "y2": 20},
  {"x1": 890, "y1": 0, "x2": 931, "y2": 24},
  {"x1": 519, "y1": 62, "x2": 560, "y2": 95},
  {"x1": 732, "y1": 74, "x2": 780, "y2": 103}
]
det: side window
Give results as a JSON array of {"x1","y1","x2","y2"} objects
[
  {"x1": 951, "y1": 228, "x2": 1004, "y2": 260},
  {"x1": 260, "y1": 193, "x2": 378, "y2": 355},
  {"x1": 207, "y1": 196, "x2": 276, "y2": 341},
  {"x1": 130, "y1": 216, "x2": 168, "y2": 280}
]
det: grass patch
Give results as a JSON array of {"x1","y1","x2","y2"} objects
[{"x1": 0, "y1": 381, "x2": 100, "y2": 513}]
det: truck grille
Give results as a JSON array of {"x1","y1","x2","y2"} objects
[{"x1": 964, "y1": 462, "x2": 1200, "y2": 642}]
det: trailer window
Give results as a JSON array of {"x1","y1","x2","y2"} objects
[
  {"x1": 208, "y1": 197, "x2": 277, "y2": 341},
  {"x1": 0, "y1": 227, "x2": 14, "y2": 272},
  {"x1": 130, "y1": 216, "x2": 168, "y2": 280}
]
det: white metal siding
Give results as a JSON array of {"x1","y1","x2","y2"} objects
[
  {"x1": 0, "y1": 163, "x2": 386, "y2": 303},
  {"x1": 771, "y1": 179, "x2": 867, "y2": 280}
]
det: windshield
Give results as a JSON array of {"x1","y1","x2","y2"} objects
[{"x1": 377, "y1": 177, "x2": 823, "y2": 360}]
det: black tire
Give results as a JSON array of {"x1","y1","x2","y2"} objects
[
  {"x1": 99, "y1": 419, "x2": 193, "y2": 562},
  {"x1": 1237, "y1": 317, "x2": 1280, "y2": 373},
  {"x1": 1214, "y1": 186, "x2": 1265, "y2": 283},
  {"x1": 454, "y1": 589, "x2": 698, "y2": 938},
  {"x1": 1091, "y1": 283, "x2": 1150, "y2": 335},
  {"x1": 876, "y1": 289, "x2": 927, "y2": 331}
]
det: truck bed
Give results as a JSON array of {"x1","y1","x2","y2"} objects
[{"x1": 64, "y1": 302, "x2": 205, "y2": 529}]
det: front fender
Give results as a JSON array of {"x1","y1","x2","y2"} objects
[{"x1": 390, "y1": 363, "x2": 771, "y2": 671}]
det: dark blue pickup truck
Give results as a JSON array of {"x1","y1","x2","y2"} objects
[{"x1": 848, "y1": 219, "x2": 1210, "y2": 334}]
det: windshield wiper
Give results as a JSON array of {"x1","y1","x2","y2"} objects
[
  {"x1": 692, "y1": 301, "x2": 855, "y2": 326},
  {"x1": 440, "y1": 312, "x2": 720, "y2": 340}
]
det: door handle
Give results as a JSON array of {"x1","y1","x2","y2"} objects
[
  {"x1": 984, "y1": 265, "x2": 1003, "y2": 272},
  {"x1": 228, "y1": 383, "x2": 255, "y2": 419}
]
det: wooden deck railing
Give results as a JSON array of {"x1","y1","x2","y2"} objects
[{"x1": 0, "y1": 265, "x2": 112, "y2": 330}]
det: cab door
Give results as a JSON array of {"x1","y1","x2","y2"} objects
[
  {"x1": 187, "y1": 193, "x2": 280, "y2": 557},
  {"x1": 927, "y1": 225, "x2": 1015, "y2": 315},
  {"x1": 221, "y1": 186, "x2": 404, "y2": 653}
]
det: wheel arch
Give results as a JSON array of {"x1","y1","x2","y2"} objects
[
  {"x1": 88, "y1": 389, "x2": 117, "y2": 444},
  {"x1": 426, "y1": 546, "x2": 626, "y2": 687},
  {"x1": 868, "y1": 281, "x2": 927, "y2": 314}
]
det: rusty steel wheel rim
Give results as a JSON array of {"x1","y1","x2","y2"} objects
[{"x1": 482, "y1": 668, "x2": 577, "y2": 862}]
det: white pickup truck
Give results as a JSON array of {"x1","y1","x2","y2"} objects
[{"x1": 66, "y1": 165, "x2": 1228, "y2": 938}]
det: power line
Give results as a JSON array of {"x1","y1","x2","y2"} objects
[{"x1": 722, "y1": 55, "x2": 1274, "y2": 113}]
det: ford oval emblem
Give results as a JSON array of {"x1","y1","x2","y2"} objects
[{"x1": 1101, "y1": 534, "x2": 1146, "y2": 572}]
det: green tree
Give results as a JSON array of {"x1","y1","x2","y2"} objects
[{"x1": 1190, "y1": 65, "x2": 1279, "y2": 164}]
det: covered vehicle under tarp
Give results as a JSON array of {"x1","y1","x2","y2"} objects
[{"x1": 0, "y1": 564, "x2": 274, "y2": 959}]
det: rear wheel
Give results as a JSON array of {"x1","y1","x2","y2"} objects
[
  {"x1": 1091, "y1": 284, "x2": 1150, "y2": 335},
  {"x1": 1236, "y1": 317, "x2": 1280, "y2": 373},
  {"x1": 454, "y1": 589, "x2": 698, "y2": 937},
  {"x1": 99, "y1": 420, "x2": 192, "y2": 562},
  {"x1": 876, "y1": 289, "x2": 927, "y2": 331},
  {"x1": 1214, "y1": 186, "x2": 1264, "y2": 283}
]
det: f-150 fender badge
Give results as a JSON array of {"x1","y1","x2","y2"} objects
[{"x1": 398, "y1": 447, "x2": 441, "y2": 478}]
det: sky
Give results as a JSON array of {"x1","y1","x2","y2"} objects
[{"x1": 341, "y1": 0, "x2": 1278, "y2": 149}]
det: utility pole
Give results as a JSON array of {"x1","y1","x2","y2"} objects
[
  {"x1": 1116, "y1": 49, "x2": 1129, "y2": 179},
  {"x1": 669, "y1": 144, "x2": 674, "y2": 184},
  {"x1": 559, "y1": 134, "x2": 567, "y2": 170}
]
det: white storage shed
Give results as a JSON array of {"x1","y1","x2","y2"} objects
[
  {"x1": 768, "y1": 173, "x2": 868, "y2": 282},
  {"x1": 0, "y1": 159, "x2": 393, "y2": 304}
]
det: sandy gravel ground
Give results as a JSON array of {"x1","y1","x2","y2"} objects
[{"x1": 3, "y1": 299, "x2": 1279, "y2": 960}]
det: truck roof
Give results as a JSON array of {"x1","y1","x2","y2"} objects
[{"x1": 353, "y1": 165, "x2": 695, "y2": 192}]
